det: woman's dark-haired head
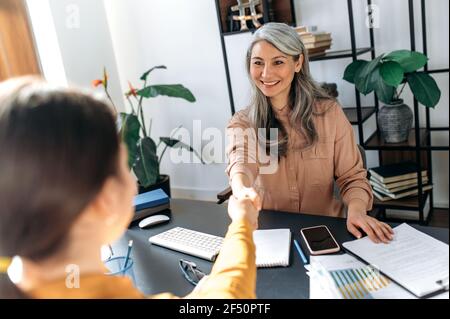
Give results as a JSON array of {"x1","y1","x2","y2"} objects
[{"x1": 0, "y1": 77, "x2": 136, "y2": 298}]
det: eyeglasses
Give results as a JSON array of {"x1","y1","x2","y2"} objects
[{"x1": 179, "y1": 259, "x2": 206, "y2": 286}]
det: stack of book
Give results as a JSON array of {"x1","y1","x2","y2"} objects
[
  {"x1": 133, "y1": 188, "x2": 170, "y2": 222},
  {"x1": 369, "y1": 162, "x2": 432, "y2": 202},
  {"x1": 294, "y1": 26, "x2": 332, "y2": 57}
]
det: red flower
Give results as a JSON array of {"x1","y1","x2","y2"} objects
[
  {"x1": 92, "y1": 67, "x2": 108, "y2": 89},
  {"x1": 92, "y1": 79, "x2": 104, "y2": 87},
  {"x1": 126, "y1": 81, "x2": 138, "y2": 97}
]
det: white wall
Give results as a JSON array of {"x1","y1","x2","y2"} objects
[
  {"x1": 26, "y1": 0, "x2": 67, "y2": 86},
  {"x1": 27, "y1": 0, "x2": 449, "y2": 207},
  {"x1": 103, "y1": 0, "x2": 232, "y2": 200},
  {"x1": 27, "y1": 0, "x2": 124, "y2": 109}
]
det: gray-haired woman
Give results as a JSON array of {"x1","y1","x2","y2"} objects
[{"x1": 226, "y1": 22, "x2": 393, "y2": 244}]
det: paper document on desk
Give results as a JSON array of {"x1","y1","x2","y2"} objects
[
  {"x1": 253, "y1": 229, "x2": 291, "y2": 267},
  {"x1": 308, "y1": 254, "x2": 416, "y2": 299},
  {"x1": 342, "y1": 223, "x2": 449, "y2": 298}
]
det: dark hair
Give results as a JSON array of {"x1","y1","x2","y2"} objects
[{"x1": 0, "y1": 77, "x2": 120, "y2": 298}]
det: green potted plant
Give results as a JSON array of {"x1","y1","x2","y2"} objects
[
  {"x1": 93, "y1": 66, "x2": 204, "y2": 195},
  {"x1": 343, "y1": 50, "x2": 441, "y2": 143}
]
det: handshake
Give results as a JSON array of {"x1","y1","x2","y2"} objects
[{"x1": 227, "y1": 184, "x2": 262, "y2": 231}]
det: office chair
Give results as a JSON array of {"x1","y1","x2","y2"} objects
[{"x1": 216, "y1": 145, "x2": 367, "y2": 204}]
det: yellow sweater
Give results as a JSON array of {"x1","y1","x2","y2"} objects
[{"x1": 30, "y1": 219, "x2": 256, "y2": 299}]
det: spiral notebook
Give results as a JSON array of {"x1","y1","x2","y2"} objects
[{"x1": 253, "y1": 229, "x2": 291, "y2": 268}]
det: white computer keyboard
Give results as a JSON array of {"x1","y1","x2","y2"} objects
[{"x1": 148, "y1": 227, "x2": 224, "y2": 261}]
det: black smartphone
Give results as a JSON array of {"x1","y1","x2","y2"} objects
[{"x1": 300, "y1": 225, "x2": 340, "y2": 255}]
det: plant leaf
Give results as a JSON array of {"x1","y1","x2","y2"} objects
[
  {"x1": 343, "y1": 60, "x2": 368, "y2": 84},
  {"x1": 407, "y1": 72, "x2": 441, "y2": 108},
  {"x1": 118, "y1": 113, "x2": 140, "y2": 168},
  {"x1": 384, "y1": 50, "x2": 428, "y2": 73},
  {"x1": 372, "y1": 68, "x2": 395, "y2": 104},
  {"x1": 354, "y1": 54, "x2": 384, "y2": 94},
  {"x1": 160, "y1": 137, "x2": 181, "y2": 147},
  {"x1": 140, "y1": 65, "x2": 167, "y2": 81},
  {"x1": 137, "y1": 84, "x2": 196, "y2": 102},
  {"x1": 160, "y1": 137, "x2": 205, "y2": 164},
  {"x1": 133, "y1": 137, "x2": 159, "y2": 187},
  {"x1": 380, "y1": 61, "x2": 404, "y2": 87}
]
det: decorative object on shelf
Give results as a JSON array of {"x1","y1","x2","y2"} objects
[
  {"x1": 343, "y1": 50, "x2": 441, "y2": 143},
  {"x1": 320, "y1": 82, "x2": 338, "y2": 98},
  {"x1": 230, "y1": 0, "x2": 264, "y2": 31},
  {"x1": 377, "y1": 99, "x2": 413, "y2": 143},
  {"x1": 296, "y1": 26, "x2": 332, "y2": 57},
  {"x1": 92, "y1": 67, "x2": 204, "y2": 194}
]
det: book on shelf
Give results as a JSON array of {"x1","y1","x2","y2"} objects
[
  {"x1": 369, "y1": 162, "x2": 427, "y2": 184},
  {"x1": 372, "y1": 182, "x2": 430, "y2": 195},
  {"x1": 372, "y1": 189, "x2": 392, "y2": 202},
  {"x1": 294, "y1": 25, "x2": 307, "y2": 33},
  {"x1": 304, "y1": 39, "x2": 332, "y2": 49},
  {"x1": 372, "y1": 184, "x2": 433, "y2": 201},
  {"x1": 369, "y1": 176, "x2": 429, "y2": 190},
  {"x1": 299, "y1": 32, "x2": 331, "y2": 43},
  {"x1": 308, "y1": 50, "x2": 328, "y2": 57},
  {"x1": 307, "y1": 45, "x2": 331, "y2": 53}
]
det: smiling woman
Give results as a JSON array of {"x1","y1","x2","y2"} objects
[
  {"x1": 250, "y1": 42, "x2": 303, "y2": 108},
  {"x1": 226, "y1": 22, "x2": 394, "y2": 244}
]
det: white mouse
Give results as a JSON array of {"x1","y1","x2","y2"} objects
[{"x1": 138, "y1": 214, "x2": 170, "y2": 229}]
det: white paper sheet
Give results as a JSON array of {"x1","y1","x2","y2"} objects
[{"x1": 343, "y1": 223, "x2": 449, "y2": 297}]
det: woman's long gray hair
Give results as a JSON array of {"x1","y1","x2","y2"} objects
[{"x1": 246, "y1": 22, "x2": 333, "y2": 157}]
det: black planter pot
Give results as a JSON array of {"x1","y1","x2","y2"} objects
[
  {"x1": 138, "y1": 174, "x2": 171, "y2": 197},
  {"x1": 377, "y1": 99, "x2": 413, "y2": 143}
]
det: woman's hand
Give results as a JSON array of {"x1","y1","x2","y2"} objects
[
  {"x1": 230, "y1": 173, "x2": 262, "y2": 211},
  {"x1": 347, "y1": 210, "x2": 394, "y2": 243},
  {"x1": 227, "y1": 196, "x2": 259, "y2": 230},
  {"x1": 234, "y1": 186, "x2": 262, "y2": 211},
  {"x1": 347, "y1": 200, "x2": 394, "y2": 243}
]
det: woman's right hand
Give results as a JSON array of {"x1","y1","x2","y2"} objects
[
  {"x1": 227, "y1": 196, "x2": 259, "y2": 230},
  {"x1": 234, "y1": 186, "x2": 262, "y2": 211},
  {"x1": 230, "y1": 173, "x2": 262, "y2": 211}
]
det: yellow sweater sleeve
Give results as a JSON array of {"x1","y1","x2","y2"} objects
[
  {"x1": 184, "y1": 218, "x2": 256, "y2": 299},
  {"x1": 31, "y1": 220, "x2": 255, "y2": 300}
]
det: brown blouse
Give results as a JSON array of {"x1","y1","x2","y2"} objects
[{"x1": 226, "y1": 99, "x2": 373, "y2": 217}]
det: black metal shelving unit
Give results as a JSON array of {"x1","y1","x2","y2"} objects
[
  {"x1": 215, "y1": 0, "x2": 449, "y2": 225},
  {"x1": 364, "y1": 0, "x2": 449, "y2": 225}
]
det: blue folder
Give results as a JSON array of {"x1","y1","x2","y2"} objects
[{"x1": 134, "y1": 189, "x2": 169, "y2": 211}]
